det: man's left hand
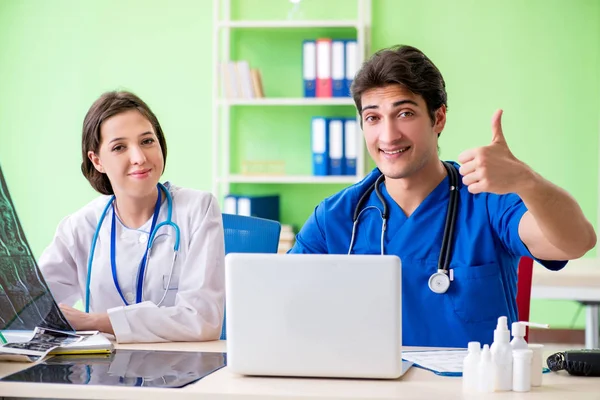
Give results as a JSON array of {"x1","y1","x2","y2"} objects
[{"x1": 458, "y1": 109, "x2": 534, "y2": 195}]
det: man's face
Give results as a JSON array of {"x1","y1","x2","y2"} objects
[{"x1": 360, "y1": 84, "x2": 445, "y2": 179}]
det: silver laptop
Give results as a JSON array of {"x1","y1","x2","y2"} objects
[{"x1": 225, "y1": 253, "x2": 411, "y2": 379}]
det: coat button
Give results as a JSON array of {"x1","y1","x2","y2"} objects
[{"x1": 139, "y1": 234, "x2": 148, "y2": 244}]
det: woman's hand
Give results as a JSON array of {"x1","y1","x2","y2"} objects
[{"x1": 59, "y1": 304, "x2": 115, "y2": 335}]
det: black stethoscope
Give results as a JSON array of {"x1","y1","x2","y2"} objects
[{"x1": 348, "y1": 161, "x2": 460, "y2": 294}]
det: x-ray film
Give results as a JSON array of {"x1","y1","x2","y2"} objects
[{"x1": 0, "y1": 164, "x2": 72, "y2": 331}]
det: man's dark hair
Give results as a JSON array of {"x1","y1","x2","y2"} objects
[{"x1": 351, "y1": 45, "x2": 447, "y2": 124}]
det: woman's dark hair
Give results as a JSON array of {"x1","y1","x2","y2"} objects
[
  {"x1": 81, "y1": 91, "x2": 167, "y2": 195},
  {"x1": 351, "y1": 45, "x2": 447, "y2": 124}
]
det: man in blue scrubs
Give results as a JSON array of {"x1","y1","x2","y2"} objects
[{"x1": 289, "y1": 45, "x2": 596, "y2": 347}]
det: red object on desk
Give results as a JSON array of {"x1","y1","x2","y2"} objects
[{"x1": 516, "y1": 256, "x2": 534, "y2": 342}]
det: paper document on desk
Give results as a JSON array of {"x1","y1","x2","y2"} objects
[
  {"x1": 402, "y1": 350, "x2": 466, "y2": 376},
  {"x1": 0, "y1": 329, "x2": 113, "y2": 358},
  {"x1": 0, "y1": 327, "x2": 83, "y2": 362},
  {"x1": 51, "y1": 331, "x2": 113, "y2": 355}
]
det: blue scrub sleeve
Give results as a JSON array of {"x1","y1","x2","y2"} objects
[
  {"x1": 288, "y1": 203, "x2": 329, "y2": 254},
  {"x1": 487, "y1": 193, "x2": 566, "y2": 271}
]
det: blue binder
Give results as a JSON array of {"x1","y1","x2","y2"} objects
[
  {"x1": 328, "y1": 118, "x2": 344, "y2": 175},
  {"x1": 236, "y1": 195, "x2": 280, "y2": 222},
  {"x1": 223, "y1": 194, "x2": 239, "y2": 214},
  {"x1": 344, "y1": 118, "x2": 358, "y2": 175},
  {"x1": 311, "y1": 117, "x2": 329, "y2": 176},
  {"x1": 302, "y1": 40, "x2": 316, "y2": 97},
  {"x1": 331, "y1": 40, "x2": 346, "y2": 97},
  {"x1": 344, "y1": 40, "x2": 358, "y2": 97}
]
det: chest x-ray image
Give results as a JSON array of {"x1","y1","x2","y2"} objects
[{"x1": 0, "y1": 164, "x2": 72, "y2": 332}]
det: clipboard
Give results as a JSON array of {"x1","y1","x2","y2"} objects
[
  {"x1": 402, "y1": 350, "x2": 466, "y2": 376},
  {"x1": 402, "y1": 349, "x2": 552, "y2": 377}
]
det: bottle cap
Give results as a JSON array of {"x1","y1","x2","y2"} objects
[
  {"x1": 512, "y1": 322, "x2": 526, "y2": 337},
  {"x1": 511, "y1": 321, "x2": 550, "y2": 337},
  {"x1": 467, "y1": 341, "x2": 480, "y2": 353},
  {"x1": 494, "y1": 316, "x2": 510, "y2": 342},
  {"x1": 481, "y1": 344, "x2": 491, "y2": 361},
  {"x1": 496, "y1": 316, "x2": 508, "y2": 331}
]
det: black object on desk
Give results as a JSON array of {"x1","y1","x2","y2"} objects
[
  {"x1": 1, "y1": 349, "x2": 227, "y2": 388},
  {"x1": 547, "y1": 349, "x2": 600, "y2": 376}
]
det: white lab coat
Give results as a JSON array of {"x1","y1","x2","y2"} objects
[{"x1": 38, "y1": 183, "x2": 225, "y2": 343}]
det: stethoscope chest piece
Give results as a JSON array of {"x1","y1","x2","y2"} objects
[{"x1": 428, "y1": 269, "x2": 451, "y2": 294}]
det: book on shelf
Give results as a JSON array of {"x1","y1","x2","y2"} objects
[
  {"x1": 250, "y1": 69, "x2": 264, "y2": 98},
  {"x1": 312, "y1": 116, "x2": 358, "y2": 177},
  {"x1": 278, "y1": 224, "x2": 296, "y2": 254},
  {"x1": 303, "y1": 38, "x2": 358, "y2": 98},
  {"x1": 221, "y1": 60, "x2": 265, "y2": 99},
  {"x1": 223, "y1": 194, "x2": 280, "y2": 222}
]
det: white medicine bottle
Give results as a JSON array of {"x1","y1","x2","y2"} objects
[
  {"x1": 462, "y1": 341, "x2": 481, "y2": 393},
  {"x1": 513, "y1": 349, "x2": 533, "y2": 392},
  {"x1": 511, "y1": 321, "x2": 549, "y2": 350},
  {"x1": 490, "y1": 316, "x2": 513, "y2": 391},
  {"x1": 478, "y1": 344, "x2": 495, "y2": 393},
  {"x1": 511, "y1": 322, "x2": 528, "y2": 350}
]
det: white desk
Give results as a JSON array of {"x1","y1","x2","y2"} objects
[
  {"x1": 0, "y1": 341, "x2": 599, "y2": 400},
  {"x1": 532, "y1": 259, "x2": 600, "y2": 349}
]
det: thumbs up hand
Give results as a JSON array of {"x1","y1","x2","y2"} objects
[{"x1": 458, "y1": 110, "x2": 533, "y2": 195}]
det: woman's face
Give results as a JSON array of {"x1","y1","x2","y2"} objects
[{"x1": 88, "y1": 109, "x2": 164, "y2": 200}]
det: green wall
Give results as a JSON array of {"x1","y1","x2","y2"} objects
[{"x1": 1, "y1": 0, "x2": 598, "y2": 329}]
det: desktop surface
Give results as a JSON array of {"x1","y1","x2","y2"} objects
[{"x1": 0, "y1": 341, "x2": 599, "y2": 399}]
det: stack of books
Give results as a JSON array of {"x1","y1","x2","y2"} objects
[
  {"x1": 221, "y1": 60, "x2": 265, "y2": 99},
  {"x1": 278, "y1": 225, "x2": 296, "y2": 253}
]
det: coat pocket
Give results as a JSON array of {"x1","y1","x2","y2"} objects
[{"x1": 447, "y1": 262, "x2": 507, "y2": 324}]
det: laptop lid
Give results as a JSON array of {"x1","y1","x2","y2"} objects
[{"x1": 225, "y1": 253, "x2": 405, "y2": 379}]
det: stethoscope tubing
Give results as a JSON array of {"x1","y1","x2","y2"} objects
[{"x1": 84, "y1": 183, "x2": 180, "y2": 312}]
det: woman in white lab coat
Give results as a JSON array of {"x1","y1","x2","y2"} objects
[{"x1": 39, "y1": 91, "x2": 225, "y2": 343}]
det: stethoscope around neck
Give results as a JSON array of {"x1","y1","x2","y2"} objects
[
  {"x1": 348, "y1": 161, "x2": 460, "y2": 294},
  {"x1": 84, "y1": 183, "x2": 181, "y2": 312}
]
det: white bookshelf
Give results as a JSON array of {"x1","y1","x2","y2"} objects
[
  {"x1": 212, "y1": 0, "x2": 372, "y2": 200},
  {"x1": 218, "y1": 20, "x2": 359, "y2": 29},
  {"x1": 219, "y1": 97, "x2": 356, "y2": 106},
  {"x1": 222, "y1": 175, "x2": 361, "y2": 184}
]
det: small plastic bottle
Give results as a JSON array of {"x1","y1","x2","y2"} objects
[
  {"x1": 511, "y1": 321, "x2": 549, "y2": 350},
  {"x1": 478, "y1": 344, "x2": 495, "y2": 393},
  {"x1": 511, "y1": 322, "x2": 528, "y2": 350},
  {"x1": 462, "y1": 341, "x2": 481, "y2": 393},
  {"x1": 512, "y1": 349, "x2": 533, "y2": 392},
  {"x1": 528, "y1": 344, "x2": 545, "y2": 387},
  {"x1": 490, "y1": 316, "x2": 513, "y2": 391}
]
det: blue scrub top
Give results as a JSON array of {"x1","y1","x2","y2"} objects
[{"x1": 289, "y1": 162, "x2": 567, "y2": 348}]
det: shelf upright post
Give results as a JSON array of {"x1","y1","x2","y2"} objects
[
  {"x1": 222, "y1": 0, "x2": 232, "y2": 199},
  {"x1": 212, "y1": 0, "x2": 221, "y2": 197}
]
